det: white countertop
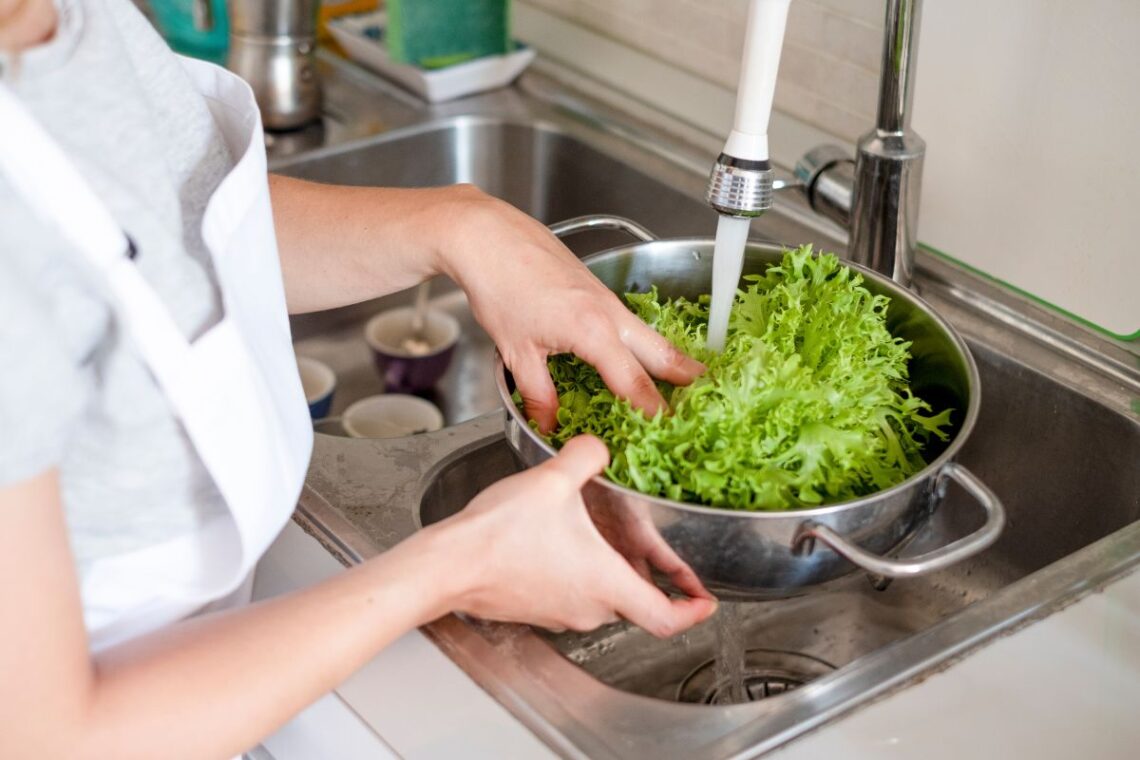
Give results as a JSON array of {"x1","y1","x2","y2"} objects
[{"x1": 254, "y1": 521, "x2": 1140, "y2": 759}]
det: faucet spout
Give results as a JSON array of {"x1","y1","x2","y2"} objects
[{"x1": 705, "y1": 0, "x2": 792, "y2": 218}]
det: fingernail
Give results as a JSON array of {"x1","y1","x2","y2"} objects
[{"x1": 637, "y1": 398, "x2": 665, "y2": 419}]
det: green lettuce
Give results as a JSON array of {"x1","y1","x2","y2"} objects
[{"x1": 525, "y1": 245, "x2": 953, "y2": 511}]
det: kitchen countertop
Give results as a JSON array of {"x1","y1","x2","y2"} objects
[{"x1": 253, "y1": 52, "x2": 1139, "y2": 758}]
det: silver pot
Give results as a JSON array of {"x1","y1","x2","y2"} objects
[{"x1": 495, "y1": 215, "x2": 1006, "y2": 599}]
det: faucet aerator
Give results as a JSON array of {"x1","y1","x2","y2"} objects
[{"x1": 705, "y1": 154, "x2": 776, "y2": 218}]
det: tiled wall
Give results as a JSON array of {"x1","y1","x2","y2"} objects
[{"x1": 518, "y1": 0, "x2": 886, "y2": 143}]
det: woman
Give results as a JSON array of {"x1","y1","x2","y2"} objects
[{"x1": 0, "y1": 0, "x2": 717, "y2": 757}]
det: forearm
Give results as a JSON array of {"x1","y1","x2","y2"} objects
[
  {"x1": 270, "y1": 175, "x2": 484, "y2": 314},
  {"x1": 75, "y1": 527, "x2": 457, "y2": 760}
]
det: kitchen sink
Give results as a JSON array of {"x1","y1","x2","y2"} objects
[
  {"x1": 279, "y1": 68, "x2": 1140, "y2": 758},
  {"x1": 419, "y1": 337, "x2": 1140, "y2": 703}
]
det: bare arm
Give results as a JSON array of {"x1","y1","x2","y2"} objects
[
  {"x1": 270, "y1": 176, "x2": 705, "y2": 429},
  {"x1": 269, "y1": 175, "x2": 465, "y2": 314},
  {"x1": 0, "y1": 444, "x2": 713, "y2": 760}
]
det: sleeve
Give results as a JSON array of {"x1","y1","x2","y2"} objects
[{"x1": 0, "y1": 233, "x2": 92, "y2": 487}]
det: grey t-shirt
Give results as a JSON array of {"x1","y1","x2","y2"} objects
[{"x1": 0, "y1": 0, "x2": 233, "y2": 576}]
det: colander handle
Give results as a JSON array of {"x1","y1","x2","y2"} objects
[
  {"x1": 548, "y1": 215, "x2": 658, "y2": 243},
  {"x1": 792, "y1": 462, "x2": 1006, "y2": 578}
]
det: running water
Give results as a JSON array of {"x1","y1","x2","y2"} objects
[
  {"x1": 707, "y1": 219, "x2": 751, "y2": 701},
  {"x1": 706, "y1": 215, "x2": 751, "y2": 352},
  {"x1": 713, "y1": 603, "x2": 748, "y2": 704}
]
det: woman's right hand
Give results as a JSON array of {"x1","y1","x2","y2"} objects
[{"x1": 424, "y1": 436, "x2": 717, "y2": 637}]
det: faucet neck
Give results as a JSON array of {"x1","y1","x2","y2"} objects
[
  {"x1": 846, "y1": 0, "x2": 926, "y2": 287},
  {"x1": 793, "y1": 0, "x2": 927, "y2": 287},
  {"x1": 876, "y1": 0, "x2": 923, "y2": 135}
]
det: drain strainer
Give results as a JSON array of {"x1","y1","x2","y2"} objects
[{"x1": 676, "y1": 649, "x2": 837, "y2": 704}]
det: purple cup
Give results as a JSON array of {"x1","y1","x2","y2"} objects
[{"x1": 364, "y1": 306, "x2": 460, "y2": 393}]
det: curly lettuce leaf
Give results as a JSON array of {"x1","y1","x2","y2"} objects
[{"x1": 529, "y1": 246, "x2": 953, "y2": 511}]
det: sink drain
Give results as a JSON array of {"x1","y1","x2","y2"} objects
[{"x1": 676, "y1": 649, "x2": 837, "y2": 704}]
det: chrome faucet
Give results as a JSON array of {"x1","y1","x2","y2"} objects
[
  {"x1": 801, "y1": 0, "x2": 924, "y2": 287},
  {"x1": 709, "y1": 0, "x2": 926, "y2": 288}
]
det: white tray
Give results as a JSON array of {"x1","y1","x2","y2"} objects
[{"x1": 328, "y1": 11, "x2": 536, "y2": 103}]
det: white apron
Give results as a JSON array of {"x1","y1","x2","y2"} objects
[{"x1": 0, "y1": 58, "x2": 313, "y2": 651}]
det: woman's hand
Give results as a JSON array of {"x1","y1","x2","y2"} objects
[
  {"x1": 427, "y1": 436, "x2": 716, "y2": 637},
  {"x1": 437, "y1": 186, "x2": 705, "y2": 432}
]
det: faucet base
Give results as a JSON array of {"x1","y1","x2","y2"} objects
[{"x1": 849, "y1": 129, "x2": 926, "y2": 287}]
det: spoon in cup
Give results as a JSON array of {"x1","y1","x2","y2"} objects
[{"x1": 402, "y1": 280, "x2": 433, "y2": 356}]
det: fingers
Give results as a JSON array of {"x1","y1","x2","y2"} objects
[
  {"x1": 544, "y1": 435, "x2": 610, "y2": 487},
  {"x1": 658, "y1": 559, "x2": 715, "y2": 602},
  {"x1": 615, "y1": 311, "x2": 706, "y2": 386},
  {"x1": 609, "y1": 567, "x2": 718, "y2": 638},
  {"x1": 658, "y1": 596, "x2": 719, "y2": 635},
  {"x1": 511, "y1": 350, "x2": 560, "y2": 433},
  {"x1": 572, "y1": 337, "x2": 668, "y2": 418},
  {"x1": 640, "y1": 531, "x2": 716, "y2": 601}
]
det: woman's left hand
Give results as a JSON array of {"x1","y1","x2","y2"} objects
[{"x1": 438, "y1": 185, "x2": 705, "y2": 432}]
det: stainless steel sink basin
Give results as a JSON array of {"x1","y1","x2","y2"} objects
[{"x1": 279, "y1": 62, "x2": 1140, "y2": 757}]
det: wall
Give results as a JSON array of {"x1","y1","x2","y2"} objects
[
  {"x1": 912, "y1": 0, "x2": 1139, "y2": 337},
  {"x1": 519, "y1": 0, "x2": 884, "y2": 144},
  {"x1": 515, "y1": 0, "x2": 1140, "y2": 337}
]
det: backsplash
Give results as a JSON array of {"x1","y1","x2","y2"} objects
[{"x1": 518, "y1": 0, "x2": 885, "y2": 143}]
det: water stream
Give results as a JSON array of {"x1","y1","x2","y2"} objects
[
  {"x1": 713, "y1": 603, "x2": 748, "y2": 704},
  {"x1": 708, "y1": 217, "x2": 752, "y2": 701},
  {"x1": 706, "y1": 215, "x2": 751, "y2": 352}
]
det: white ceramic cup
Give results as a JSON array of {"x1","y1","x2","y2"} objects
[
  {"x1": 341, "y1": 394, "x2": 445, "y2": 439},
  {"x1": 296, "y1": 355, "x2": 336, "y2": 419}
]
